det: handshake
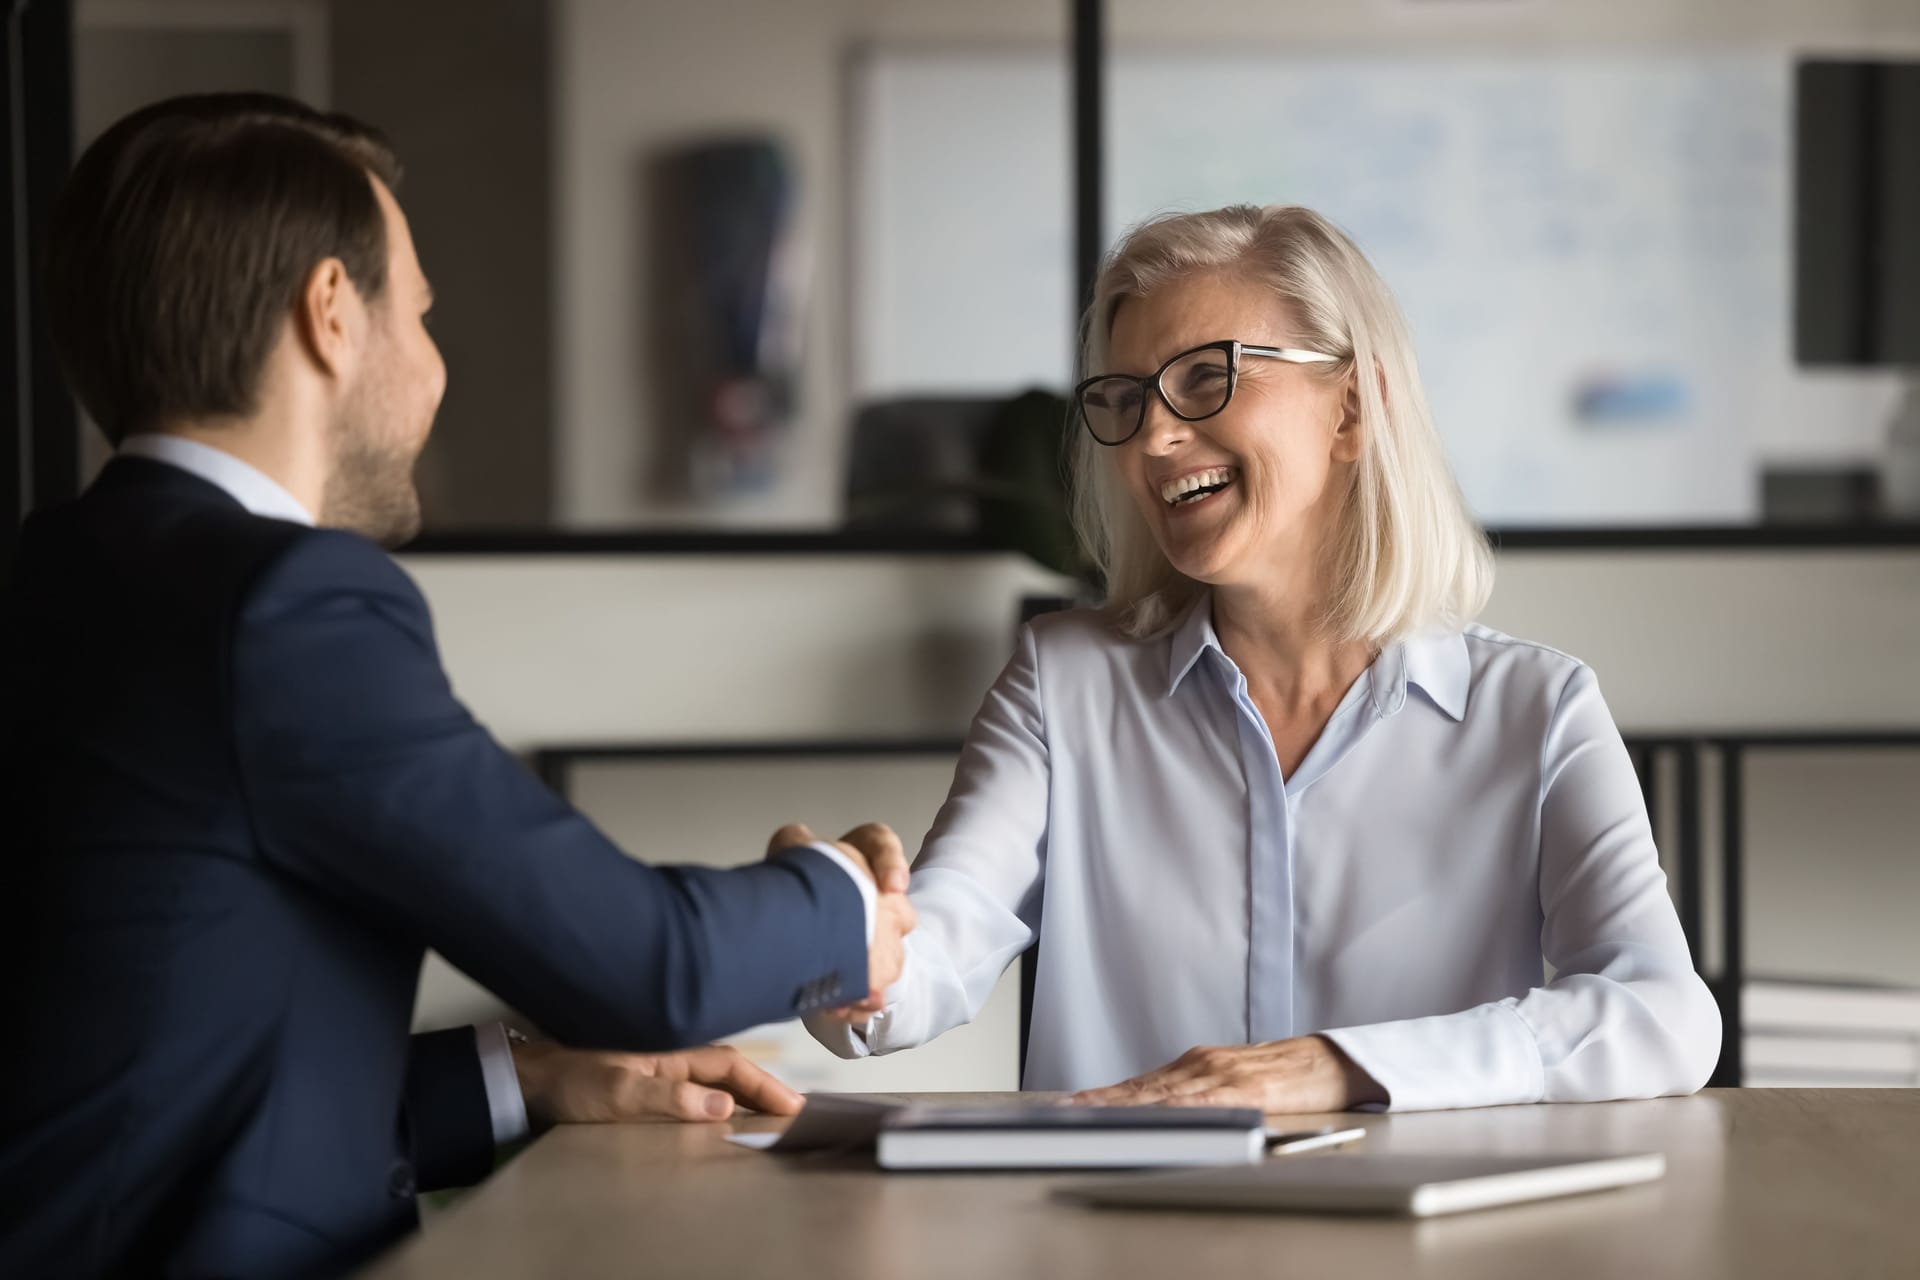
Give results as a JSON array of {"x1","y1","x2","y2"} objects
[
  {"x1": 767, "y1": 821, "x2": 916, "y2": 1019},
  {"x1": 514, "y1": 821, "x2": 918, "y2": 1129}
]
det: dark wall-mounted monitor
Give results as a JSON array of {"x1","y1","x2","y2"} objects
[{"x1": 1795, "y1": 58, "x2": 1920, "y2": 367}]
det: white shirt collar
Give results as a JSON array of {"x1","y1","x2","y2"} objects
[
  {"x1": 1164, "y1": 590, "x2": 1470, "y2": 722},
  {"x1": 119, "y1": 434, "x2": 316, "y2": 527}
]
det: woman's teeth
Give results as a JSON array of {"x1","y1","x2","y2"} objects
[{"x1": 1161, "y1": 467, "x2": 1237, "y2": 507}]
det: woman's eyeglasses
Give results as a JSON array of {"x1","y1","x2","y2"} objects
[{"x1": 1074, "y1": 339, "x2": 1340, "y2": 446}]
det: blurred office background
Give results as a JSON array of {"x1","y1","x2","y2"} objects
[{"x1": 5, "y1": 0, "x2": 1918, "y2": 1094}]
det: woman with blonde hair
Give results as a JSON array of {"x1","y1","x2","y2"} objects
[{"x1": 809, "y1": 205, "x2": 1718, "y2": 1112}]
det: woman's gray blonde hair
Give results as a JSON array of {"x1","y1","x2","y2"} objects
[{"x1": 1071, "y1": 204, "x2": 1493, "y2": 644}]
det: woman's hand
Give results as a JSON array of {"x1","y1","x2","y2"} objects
[
  {"x1": 765, "y1": 820, "x2": 917, "y2": 998},
  {"x1": 1070, "y1": 1035, "x2": 1387, "y2": 1114},
  {"x1": 511, "y1": 1041, "x2": 804, "y2": 1125}
]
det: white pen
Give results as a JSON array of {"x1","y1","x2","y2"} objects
[{"x1": 1264, "y1": 1125, "x2": 1368, "y2": 1155}]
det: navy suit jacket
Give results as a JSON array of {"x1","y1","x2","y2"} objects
[{"x1": 0, "y1": 459, "x2": 868, "y2": 1278}]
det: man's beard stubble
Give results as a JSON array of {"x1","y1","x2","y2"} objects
[{"x1": 320, "y1": 410, "x2": 424, "y2": 549}]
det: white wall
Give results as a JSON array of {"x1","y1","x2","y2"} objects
[
  {"x1": 411, "y1": 553, "x2": 1072, "y2": 748},
  {"x1": 553, "y1": 0, "x2": 1920, "y2": 528},
  {"x1": 1745, "y1": 750, "x2": 1920, "y2": 989},
  {"x1": 403, "y1": 547, "x2": 1920, "y2": 1088},
  {"x1": 414, "y1": 549, "x2": 1920, "y2": 748}
]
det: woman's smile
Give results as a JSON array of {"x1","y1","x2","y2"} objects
[{"x1": 1158, "y1": 464, "x2": 1240, "y2": 510}]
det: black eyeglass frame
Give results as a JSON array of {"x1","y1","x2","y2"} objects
[{"x1": 1073, "y1": 338, "x2": 1341, "y2": 446}]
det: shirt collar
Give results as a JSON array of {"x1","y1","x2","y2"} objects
[
  {"x1": 119, "y1": 434, "x2": 316, "y2": 527},
  {"x1": 1165, "y1": 591, "x2": 1470, "y2": 722},
  {"x1": 1400, "y1": 628, "x2": 1471, "y2": 721},
  {"x1": 1165, "y1": 593, "x2": 1220, "y2": 696}
]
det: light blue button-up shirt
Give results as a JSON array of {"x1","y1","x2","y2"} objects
[{"x1": 811, "y1": 599, "x2": 1721, "y2": 1110}]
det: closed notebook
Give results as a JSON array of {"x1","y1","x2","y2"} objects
[
  {"x1": 1056, "y1": 1151, "x2": 1666, "y2": 1217},
  {"x1": 874, "y1": 1105, "x2": 1266, "y2": 1171}
]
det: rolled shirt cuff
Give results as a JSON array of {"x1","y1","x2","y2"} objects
[{"x1": 1320, "y1": 1001, "x2": 1547, "y2": 1112}]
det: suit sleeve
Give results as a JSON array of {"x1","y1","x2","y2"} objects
[
  {"x1": 404, "y1": 1029, "x2": 496, "y2": 1191},
  {"x1": 228, "y1": 531, "x2": 870, "y2": 1051}
]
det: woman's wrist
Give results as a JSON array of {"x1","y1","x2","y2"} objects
[{"x1": 1312, "y1": 1034, "x2": 1388, "y2": 1109}]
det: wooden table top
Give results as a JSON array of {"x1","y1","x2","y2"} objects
[{"x1": 360, "y1": 1089, "x2": 1920, "y2": 1279}]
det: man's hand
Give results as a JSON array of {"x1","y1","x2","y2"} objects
[
  {"x1": 766, "y1": 821, "x2": 916, "y2": 1004},
  {"x1": 766, "y1": 820, "x2": 910, "y2": 894},
  {"x1": 510, "y1": 1041, "x2": 803, "y2": 1126},
  {"x1": 1069, "y1": 1036, "x2": 1387, "y2": 1114}
]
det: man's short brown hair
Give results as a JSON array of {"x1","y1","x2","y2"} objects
[{"x1": 46, "y1": 93, "x2": 402, "y2": 445}]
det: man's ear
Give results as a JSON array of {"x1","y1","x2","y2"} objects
[{"x1": 292, "y1": 258, "x2": 361, "y2": 381}]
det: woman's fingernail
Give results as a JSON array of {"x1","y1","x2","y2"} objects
[{"x1": 705, "y1": 1094, "x2": 730, "y2": 1118}]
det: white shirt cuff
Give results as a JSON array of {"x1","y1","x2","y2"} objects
[
  {"x1": 474, "y1": 1022, "x2": 530, "y2": 1145},
  {"x1": 1320, "y1": 1002, "x2": 1546, "y2": 1112},
  {"x1": 804, "y1": 840, "x2": 877, "y2": 945},
  {"x1": 802, "y1": 1008, "x2": 877, "y2": 1058},
  {"x1": 802, "y1": 949, "x2": 916, "y2": 1059}
]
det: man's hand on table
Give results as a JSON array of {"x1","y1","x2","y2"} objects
[
  {"x1": 510, "y1": 1041, "x2": 803, "y2": 1125},
  {"x1": 1070, "y1": 1035, "x2": 1388, "y2": 1113},
  {"x1": 765, "y1": 820, "x2": 917, "y2": 1002}
]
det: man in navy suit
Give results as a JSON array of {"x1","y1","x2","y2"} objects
[{"x1": 0, "y1": 94, "x2": 915, "y2": 1278}]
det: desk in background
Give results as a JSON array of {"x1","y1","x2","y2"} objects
[
  {"x1": 361, "y1": 1089, "x2": 1919, "y2": 1280},
  {"x1": 1623, "y1": 730, "x2": 1920, "y2": 1085}
]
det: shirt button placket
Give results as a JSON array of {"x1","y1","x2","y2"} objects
[{"x1": 1230, "y1": 678, "x2": 1294, "y2": 1045}]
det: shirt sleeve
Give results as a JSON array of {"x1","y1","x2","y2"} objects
[
  {"x1": 1322, "y1": 663, "x2": 1722, "y2": 1111},
  {"x1": 474, "y1": 1022, "x2": 530, "y2": 1146},
  {"x1": 805, "y1": 841, "x2": 877, "y2": 945},
  {"x1": 804, "y1": 624, "x2": 1050, "y2": 1061}
]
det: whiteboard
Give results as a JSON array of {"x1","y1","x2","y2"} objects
[{"x1": 852, "y1": 49, "x2": 1897, "y2": 525}]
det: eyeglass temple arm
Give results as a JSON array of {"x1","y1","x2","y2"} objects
[{"x1": 1239, "y1": 343, "x2": 1341, "y2": 364}]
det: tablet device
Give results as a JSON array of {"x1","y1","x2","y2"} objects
[{"x1": 1056, "y1": 1151, "x2": 1665, "y2": 1217}]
